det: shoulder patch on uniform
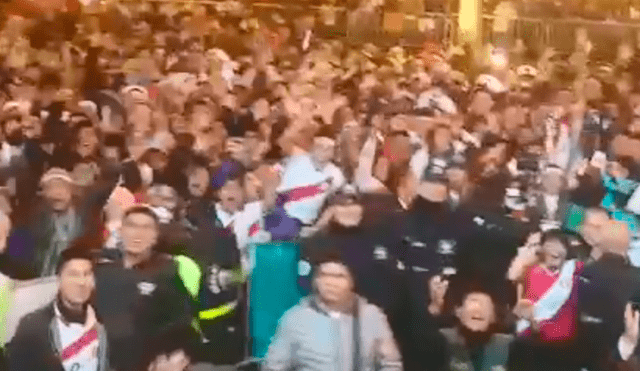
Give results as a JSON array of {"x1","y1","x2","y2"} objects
[{"x1": 138, "y1": 281, "x2": 157, "y2": 296}]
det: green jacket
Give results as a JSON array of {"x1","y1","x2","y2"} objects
[{"x1": 440, "y1": 328, "x2": 513, "y2": 371}]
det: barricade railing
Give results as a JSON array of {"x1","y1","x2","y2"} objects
[{"x1": 115, "y1": 0, "x2": 640, "y2": 51}]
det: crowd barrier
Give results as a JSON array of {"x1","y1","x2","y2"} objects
[
  {"x1": 0, "y1": 275, "x2": 59, "y2": 345},
  {"x1": 115, "y1": 0, "x2": 640, "y2": 51}
]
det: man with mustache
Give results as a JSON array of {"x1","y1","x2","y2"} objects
[
  {"x1": 0, "y1": 102, "x2": 26, "y2": 167},
  {"x1": 0, "y1": 168, "x2": 86, "y2": 279},
  {"x1": 0, "y1": 101, "x2": 48, "y2": 219}
]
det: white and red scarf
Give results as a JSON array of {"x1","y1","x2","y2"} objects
[
  {"x1": 517, "y1": 259, "x2": 577, "y2": 334},
  {"x1": 55, "y1": 304, "x2": 100, "y2": 371}
]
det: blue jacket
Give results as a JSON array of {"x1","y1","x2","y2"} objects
[{"x1": 263, "y1": 296, "x2": 402, "y2": 371}]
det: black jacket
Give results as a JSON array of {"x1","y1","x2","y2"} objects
[
  {"x1": 94, "y1": 251, "x2": 194, "y2": 371},
  {"x1": 188, "y1": 221, "x2": 245, "y2": 365},
  {"x1": 578, "y1": 254, "x2": 640, "y2": 369},
  {"x1": 6, "y1": 302, "x2": 109, "y2": 371}
]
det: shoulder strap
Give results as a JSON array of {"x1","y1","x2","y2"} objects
[{"x1": 352, "y1": 299, "x2": 361, "y2": 371}]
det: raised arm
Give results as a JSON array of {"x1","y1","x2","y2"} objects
[{"x1": 355, "y1": 131, "x2": 386, "y2": 193}]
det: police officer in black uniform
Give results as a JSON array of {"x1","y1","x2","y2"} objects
[
  {"x1": 94, "y1": 205, "x2": 194, "y2": 371},
  {"x1": 188, "y1": 218, "x2": 245, "y2": 368}
]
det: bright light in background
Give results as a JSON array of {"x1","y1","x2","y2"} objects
[{"x1": 458, "y1": 0, "x2": 481, "y2": 46}]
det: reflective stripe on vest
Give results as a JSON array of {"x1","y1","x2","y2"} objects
[{"x1": 199, "y1": 301, "x2": 238, "y2": 320}]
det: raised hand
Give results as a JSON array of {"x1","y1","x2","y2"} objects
[
  {"x1": 513, "y1": 299, "x2": 535, "y2": 322},
  {"x1": 428, "y1": 275, "x2": 449, "y2": 316}
]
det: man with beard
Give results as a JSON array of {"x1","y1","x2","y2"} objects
[
  {"x1": 0, "y1": 102, "x2": 27, "y2": 167},
  {"x1": 0, "y1": 101, "x2": 47, "y2": 217},
  {"x1": 467, "y1": 134, "x2": 512, "y2": 215},
  {"x1": 0, "y1": 168, "x2": 86, "y2": 278},
  {"x1": 49, "y1": 119, "x2": 101, "y2": 172},
  {"x1": 436, "y1": 278, "x2": 513, "y2": 371},
  {"x1": 147, "y1": 183, "x2": 193, "y2": 257},
  {"x1": 98, "y1": 132, "x2": 127, "y2": 186}
]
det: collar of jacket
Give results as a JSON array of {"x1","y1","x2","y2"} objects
[
  {"x1": 307, "y1": 295, "x2": 359, "y2": 317},
  {"x1": 54, "y1": 295, "x2": 90, "y2": 325},
  {"x1": 107, "y1": 249, "x2": 168, "y2": 270}
]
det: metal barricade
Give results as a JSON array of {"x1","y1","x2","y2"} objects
[
  {"x1": 0, "y1": 275, "x2": 59, "y2": 345},
  {"x1": 115, "y1": 0, "x2": 640, "y2": 51}
]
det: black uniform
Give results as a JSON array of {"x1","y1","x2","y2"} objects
[
  {"x1": 94, "y1": 250, "x2": 194, "y2": 371},
  {"x1": 401, "y1": 196, "x2": 529, "y2": 371},
  {"x1": 188, "y1": 218, "x2": 245, "y2": 365},
  {"x1": 300, "y1": 193, "x2": 408, "y2": 341},
  {"x1": 577, "y1": 254, "x2": 640, "y2": 369}
]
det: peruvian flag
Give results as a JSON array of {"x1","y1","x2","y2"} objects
[{"x1": 277, "y1": 154, "x2": 332, "y2": 225}]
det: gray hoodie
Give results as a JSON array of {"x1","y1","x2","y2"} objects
[{"x1": 262, "y1": 295, "x2": 402, "y2": 371}]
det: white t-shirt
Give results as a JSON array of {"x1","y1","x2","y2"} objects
[
  {"x1": 278, "y1": 154, "x2": 336, "y2": 225},
  {"x1": 215, "y1": 201, "x2": 263, "y2": 252}
]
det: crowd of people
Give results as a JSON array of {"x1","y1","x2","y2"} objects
[{"x1": 1, "y1": 1, "x2": 640, "y2": 370}]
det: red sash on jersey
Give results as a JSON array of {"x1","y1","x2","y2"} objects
[
  {"x1": 249, "y1": 222, "x2": 261, "y2": 237},
  {"x1": 60, "y1": 327, "x2": 98, "y2": 362},
  {"x1": 280, "y1": 183, "x2": 328, "y2": 203}
]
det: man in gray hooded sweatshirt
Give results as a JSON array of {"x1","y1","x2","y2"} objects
[{"x1": 262, "y1": 248, "x2": 402, "y2": 371}]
